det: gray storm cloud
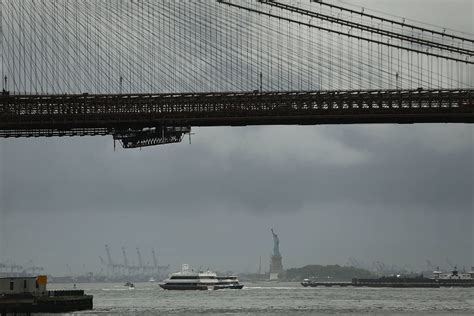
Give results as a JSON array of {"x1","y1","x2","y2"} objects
[
  {"x1": 0, "y1": 0, "x2": 473, "y2": 275},
  {"x1": 1, "y1": 124, "x2": 472, "y2": 274}
]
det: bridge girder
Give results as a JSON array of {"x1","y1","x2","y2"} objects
[{"x1": 0, "y1": 89, "x2": 473, "y2": 147}]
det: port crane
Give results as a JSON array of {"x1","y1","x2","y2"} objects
[
  {"x1": 104, "y1": 245, "x2": 122, "y2": 275},
  {"x1": 152, "y1": 249, "x2": 158, "y2": 268},
  {"x1": 151, "y1": 249, "x2": 159, "y2": 275},
  {"x1": 136, "y1": 248, "x2": 145, "y2": 275},
  {"x1": 99, "y1": 256, "x2": 107, "y2": 266},
  {"x1": 150, "y1": 249, "x2": 169, "y2": 276},
  {"x1": 101, "y1": 245, "x2": 168, "y2": 280},
  {"x1": 122, "y1": 247, "x2": 131, "y2": 275}
]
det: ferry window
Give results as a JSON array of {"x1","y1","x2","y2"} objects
[
  {"x1": 170, "y1": 276, "x2": 199, "y2": 279},
  {"x1": 24, "y1": 280, "x2": 27, "y2": 289},
  {"x1": 9, "y1": 282, "x2": 14, "y2": 290},
  {"x1": 36, "y1": 281, "x2": 39, "y2": 289}
]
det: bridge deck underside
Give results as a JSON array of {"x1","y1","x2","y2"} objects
[{"x1": 0, "y1": 89, "x2": 473, "y2": 138}]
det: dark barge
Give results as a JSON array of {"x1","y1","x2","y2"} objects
[
  {"x1": 302, "y1": 267, "x2": 474, "y2": 288},
  {"x1": 302, "y1": 278, "x2": 474, "y2": 288}
]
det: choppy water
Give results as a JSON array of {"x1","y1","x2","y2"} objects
[{"x1": 48, "y1": 282, "x2": 474, "y2": 315}]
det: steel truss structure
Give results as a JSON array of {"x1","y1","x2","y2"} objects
[{"x1": 1, "y1": 88, "x2": 473, "y2": 147}]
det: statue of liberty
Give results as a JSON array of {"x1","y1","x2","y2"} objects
[
  {"x1": 271, "y1": 228, "x2": 281, "y2": 257},
  {"x1": 269, "y1": 228, "x2": 283, "y2": 279}
]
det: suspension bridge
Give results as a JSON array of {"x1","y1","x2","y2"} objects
[{"x1": 1, "y1": 0, "x2": 473, "y2": 148}]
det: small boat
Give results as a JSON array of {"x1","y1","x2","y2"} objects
[
  {"x1": 148, "y1": 277, "x2": 156, "y2": 282},
  {"x1": 301, "y1": 278, "x2": 312, "y2": 287}
]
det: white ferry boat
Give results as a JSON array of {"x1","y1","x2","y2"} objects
[
  {"x1": 159, "y1": 264, "x2": 244, "y2": 290},
  {"x1": 159, "y1": 264, "x2": 219, "y2": 290}
]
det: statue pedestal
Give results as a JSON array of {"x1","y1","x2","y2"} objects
[
  {"x1": 270, "y1": 254, "x2": 283, "y2": 280},
  {"x1": 269, "y1": 272, "x2": 279, "y2": 280}
]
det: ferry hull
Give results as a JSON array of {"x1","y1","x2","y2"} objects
[
  {"x1": 159, "y1": 284, "x2": 213, "y2": 290},
  {"x1": 213, "y1": 284, "x2": 244, "y2": 290}
]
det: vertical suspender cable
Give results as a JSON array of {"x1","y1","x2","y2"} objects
[{"x1": 0, "y1": 0, "x2": 4, "y2": 92}]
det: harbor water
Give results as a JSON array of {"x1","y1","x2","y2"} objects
[{"x1": 48, "y1": 282, "x2": 474, "y2": 315}]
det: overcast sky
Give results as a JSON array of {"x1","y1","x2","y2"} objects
[{"x1": 0, "y1": 0, "x2": 473, "y2": 276}]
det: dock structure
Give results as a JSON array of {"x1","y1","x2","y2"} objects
[{"x1": 0, "y1": 276, "x2": 93, "y2": 314}]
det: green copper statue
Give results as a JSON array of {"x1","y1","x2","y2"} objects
[{"x1": 271, "y1": 228, "x2": 281, "y2": 257}]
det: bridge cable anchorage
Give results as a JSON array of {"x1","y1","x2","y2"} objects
[{"x1": 217, "y1": 1, "x2": 473, "y2": 64}]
